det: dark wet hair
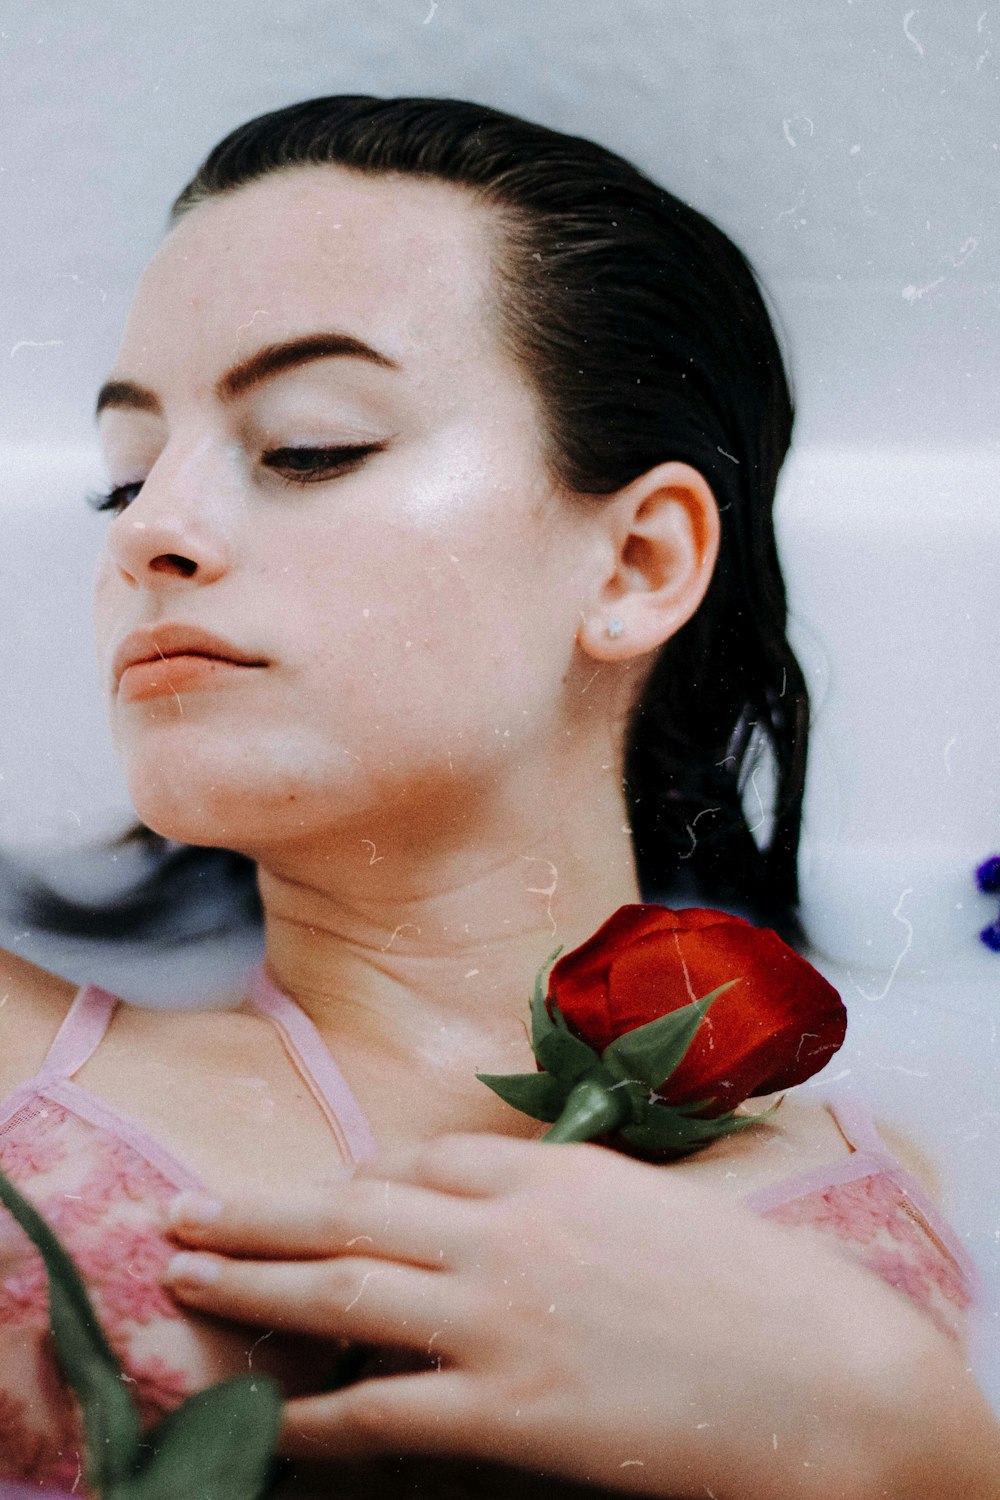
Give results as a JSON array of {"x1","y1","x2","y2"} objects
[{"x1": 25, "y1": 95, "x2": 807, "y2": 946}]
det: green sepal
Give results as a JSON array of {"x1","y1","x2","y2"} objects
[
  {"x1": 534, "y1": 1006, "x2": 602, "y2": 1084},
  {"x1": 614, "y1": 1076, "x2": 657, "y2": 1123},
  {"x1": 619, "y1": 1107, "x2": 750, "y2": 1153},
  {"x1": 529, "y1": 946, "x2": 564, "y2": 1054},
  {"x1": 112, "y1": 1375, "x2": 284, "y2": 1500},
  {"x1": 476, "y1": 1069, "x2": 572, "y2": 1122},
  {"x1": 620, "y1": 1096, "x2": 782, "y2": 1155},
  {"x1": 602, "y1": 980, "x2": 740, "y2": 1088},
  {"x1": 0, "y1": 1163, "x2": 142, "y2": 1492}
]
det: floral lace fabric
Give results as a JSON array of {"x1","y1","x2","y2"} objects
[
  {"x1": 0, "y1": 1088, "x2": 339, "y2": 1494},
  {"x1": 0, "y1": 1095, "x2": 190, "y2": 1491},
  {"x1": 761, "y1": 1168, "x2": 971, "y2": 1343}
]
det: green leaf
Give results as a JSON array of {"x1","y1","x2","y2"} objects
[
  {"x1": 0, "y1": 1163, "x2": 142, "y2": 1492},
  {"x1": 529, "y1": 946, "x2": 564, "y2": 1054},
  {"x1": 113, "y1": 1375, "x2": 284, "y2": 1500},
  {"x1": 476, "y1": 1069, "x2": 571, "y2": 1122},
  {"x1": 602, "y1": 980, "x2": 740, "y2": 1088}
]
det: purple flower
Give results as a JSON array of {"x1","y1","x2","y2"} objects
[
  {"x1": 975, "y1": 855, "x2": 1000, "y2": 894},
  {"x1": 979, "y1": 920, "x2": 1000, "y2": 953}
]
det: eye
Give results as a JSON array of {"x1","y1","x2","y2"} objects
[
  {"x1": 262, "y1": 443, "x2": 386, "y2": 485},
  {"x1": 84, "y1": 443, "x2": 385, "y2": 514},
  {"x1": 86, "y1": 481, "x2": 144, "y2": 516}
]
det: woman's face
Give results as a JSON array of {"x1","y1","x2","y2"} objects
[{"x1": 93, "y1": 167, "x2": 603, "y2": 858}]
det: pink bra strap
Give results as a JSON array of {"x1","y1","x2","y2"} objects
[
  {"x1": 747, "y1": 1094, "x2": 977, "y2": 1285},
  {"x1": 249, "y1": 966, "x2": 377, "y2": 1166},
  {"x1": 824, "y1": 1093, "x2": 896, "y2": 1161},
  {"x1": 37, "y1": 984, "x2": 118, "y2": 1085}
]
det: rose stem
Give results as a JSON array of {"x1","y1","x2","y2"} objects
[{"x1": 541, "y1": 1075, "x2": 631, "y2": 1144}]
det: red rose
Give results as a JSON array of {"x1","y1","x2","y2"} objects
[
  {"x1": 478, "y1": 903, "x2": 847, "y2": 1157},
  {"x1": 547, "y1": 904, "x2": 846, "y2": 1113}
]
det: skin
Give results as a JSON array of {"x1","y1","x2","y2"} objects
[
  {"x1": 91, "y1": 165, "x2": 722, "y2": 1149},
  {"x1": 164, "y1": 1137, "x2": 1000, "y2": 1500},
  {"x1": 5, "y1": 164, "x2": 995, "y2": 1496}
]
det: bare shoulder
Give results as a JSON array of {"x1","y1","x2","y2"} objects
[
  {"x1": 0, "y1": 947, "x2": 79, "y2": 1098},
  {"x1": 673, "y1": 1091, "x2": 944, "y2": 1207},
  {"x1": 874, "y1": 1118, "x2": 941, "y2": 1201},
  {"x1": 749, "y1": 1093, "x2": 942, "y2": 1202},
  {"x1": 670, "y1": 1091, "x2": 853, "y2": 1199}
]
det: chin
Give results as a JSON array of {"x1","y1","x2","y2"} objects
[
  {"x1": 128, "y1": 789, "x2": 245, "y2": 853},
  {"x1": 121, "y1": 744, "x2": 258, "y2": 852},
  {"x1": 121, "y1": 746, "x2": 360, "y2": 857}
]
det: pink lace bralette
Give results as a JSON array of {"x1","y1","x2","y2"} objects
[
  {"x1": 0, "y1": 969, "x2": 976, "y2": 1493},
  {"x1": 746, "y1": 1091, "x2": 975, "y2": 1345},
  {"x1": 0, "y1": 966, "x2": 375, "y2": 1493}
]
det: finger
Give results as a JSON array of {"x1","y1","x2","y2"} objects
[
  {"x1": 354, "y1": 1131, "x2": 553, "y2": 1198},
  {"x1": 163, "y1": 1251, "x2": 464, "y2": 1352},
  {"x1": 168, "y1": 1177, "x2": 475, "y2": 1268},
  {"x1": 278, "y1": 1370, "x2": 477, "y2": 1462}
]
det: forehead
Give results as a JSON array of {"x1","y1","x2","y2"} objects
[{"x1": 117, "y1": 166, "x2": 502, "y2": 383}]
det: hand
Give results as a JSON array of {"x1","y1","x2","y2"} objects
[{"x1": 164, "y1": 1134, "x2": 999, "y2": 1500}]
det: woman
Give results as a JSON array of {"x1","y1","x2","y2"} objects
[{"x1": 1, "y1": 96, "x2": 997, "y2": 1497}]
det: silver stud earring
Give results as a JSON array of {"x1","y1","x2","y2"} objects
[{"x1": 606, "y1": 616, "x2": 625, "y2": 639}]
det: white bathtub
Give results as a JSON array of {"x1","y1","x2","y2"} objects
[{"x1": 776, "y1": 446, "x2": 1000, "y2": 1404}]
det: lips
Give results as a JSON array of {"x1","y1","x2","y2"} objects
[{"x1": 112, "y1": 623, "x2": 268, "y2": 689}]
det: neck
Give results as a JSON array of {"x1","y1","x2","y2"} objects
[{"x1": 255, "y1": 757, "x2": 639, "y2": 1081}]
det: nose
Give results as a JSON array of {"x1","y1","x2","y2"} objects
[{"x1": 105, "y1": 453, "x2": 231, "y2": 588}]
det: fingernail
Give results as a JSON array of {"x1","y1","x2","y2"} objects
[
  {"x1": 165, "y1": 1251, "x2": 221, "y2": 1287},
  {"x1": 167, "y1": 1192, "x2": 223, "y2": 1229}
]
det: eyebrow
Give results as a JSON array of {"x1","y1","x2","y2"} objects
[{"x1": 94, "y1": 332, "x2": 399, "y2": 420}]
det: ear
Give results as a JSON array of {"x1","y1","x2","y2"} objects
[{"x1": 576, "y1": 462, "x2": 721, "y2": 662}]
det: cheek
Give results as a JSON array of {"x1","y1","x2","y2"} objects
[
  {"x1": 290, "y1": 529, "x2": 476, "y2": 720},
  {"x1": 292, "y1": 513, "x2": 568, "y2": 769}
]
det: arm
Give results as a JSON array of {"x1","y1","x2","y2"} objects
[{"x1": 164, "y1": 1134, "x2": 1000, "y2": 1500}]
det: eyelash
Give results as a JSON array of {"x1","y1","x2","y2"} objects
[
  {"x1": 86, "y1": 443, "x2": 385, "y2": 516},
  {"x1": 264, "y1": 443, "x2": 386, "y2": 486},
  {"x1": 86, "y1": 481, "x2": 143, "y2": 516}
]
